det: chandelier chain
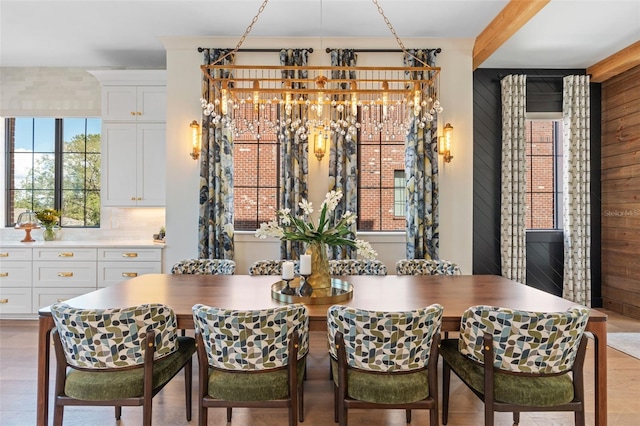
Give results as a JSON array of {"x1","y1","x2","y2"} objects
[
  {"x1": 371, "y1": 0, "x2": 427, "y2": 67},
  {"x1": 212, "y1": 0, "x2": 270, "y2": 65}
]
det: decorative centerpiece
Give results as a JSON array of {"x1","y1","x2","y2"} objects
[
  {"x1": 256, "y1": 190, "x2": 377, "y2": 295},
  {"x1": 35, "y1": 208, "x2": 61, "y2": 241},
  {"x1": 15, "y1": 211, "x2": 40, "y2": 242}
]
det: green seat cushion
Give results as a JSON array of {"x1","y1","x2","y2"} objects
[
  {"x1": 440, "y1": 339, "x2": 575, "y2": 407},
  {"x1": 208, "y1": 357, "x2": 306, "y2": 401},
  {"x1": 65, "y1": 336, "x2": 196, "y2": 401},
  {"x1": 331, "y1": 359, "x2": 430, "y2": 404}
]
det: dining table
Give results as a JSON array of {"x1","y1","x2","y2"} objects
[{"x1": 36, "y1": 273, "x2": 608, "y2": 425}]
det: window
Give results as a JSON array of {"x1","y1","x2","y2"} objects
[
  {"x1": 5, "y1": 117, "x2": 101, "y2": 227},
  {"x1": 525, "y1": 118, "x2": 563, "y2": 229},
  {"x1": 357, "y1": 106, "x2": 405, "y2": 231},
  {"x1": 233, "y1": 104, "x2": 279, "y2": 231}
]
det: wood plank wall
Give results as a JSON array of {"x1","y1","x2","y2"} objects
[{"x1": 601, "y1": 64, "x2": 640, "y2": 319}]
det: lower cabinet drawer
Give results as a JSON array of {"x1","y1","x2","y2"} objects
[
  {"x1": 0, "y1": 287, "x2": 32, "y2": 314},
  {"x1": 98, "y1": 262, "x2": 161, "y2": 287},
  {"x1": 0, "y1": 263, "x2": 31, "y2": 288},
  {"x1": 32, "y1": 288, "x2": 95, "y2": 313},
  {"x1": 33, "y1": 262, "x2": 97, "y2": 288}
]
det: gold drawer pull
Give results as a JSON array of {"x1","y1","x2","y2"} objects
[
  {"x1": 131, "y1": 196, "x2": 136, "y2": 200},
  {"x1": 122, "y1": 272, "x2": 138, "y2": 278},
  {"x1": 58, "y1": 252, "x2": 74, "y2": 257},
  {"x1": 0, "y1": 299, "x2": 8, "y2": 304},
  {"x1": 122, "y1": 253, "x2": 138, "y2": 258},
  {"x1": 57, "y1": 298, "x2": 67, "y2": 302},
  {"x1": 0, "y1": 253, "x2": 8, "y2": 257},
  {"x1": 0, "y1": 272, "x2": 8, "y2": 277},
  {"x1": 57, "y1": 272, "x2": 74, "y2": 277},
  {"x1": 130, "y1": 111, "x2": 136, "y2": 116}
]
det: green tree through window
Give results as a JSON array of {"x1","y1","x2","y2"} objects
[{"x1": 6, "y1": 117, "x2": 101, "y2": 227}]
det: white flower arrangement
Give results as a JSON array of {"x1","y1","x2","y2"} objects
[{"x1": 255, "y1": 190, "x2": 377, "y2": 259}]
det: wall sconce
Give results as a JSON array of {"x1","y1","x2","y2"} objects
[
  {"x1": 189, "y1": 120, "x2": 201, "y2": 160},
  {"x1": 314, "y1": 130, "x2": 327, "y2": 161},
  {"x1": 439, "y1": 122, "x2": 454, "y2": 163}
]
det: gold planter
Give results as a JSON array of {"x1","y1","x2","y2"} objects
[{"x1": 306, "y1": 242, "x2": 331, "y2": 290}]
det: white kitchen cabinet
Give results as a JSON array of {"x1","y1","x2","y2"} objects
[
  {"x1": 0, "y1": 248, "x2": 32, "y2": 314},
  {"x1": 97, "y1": 248, "x2": 162, "y2": 288},
  {"x1": 102, "y1": 122, "x2": 166, "y2": 206},
  {"x1": 101, "y1": 85, "x2": 166, "y2": 122}
]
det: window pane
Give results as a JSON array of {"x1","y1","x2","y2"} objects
[
  {"x1": 13, "y1": 152, "x2": 34, "y2": 189},
  {"x1": 257, "y1": 188, "x2": 278, "y2": 227},
  {"x1": 32, "y1": 154, "x2": 56, "y2": 190},
  {"x1": 14, "y1": 118, "x2": 34, "y2": 152},
  {"x1": 359, "y1": 188, "x2": 380, "y2": 231},
  {"x1": 33, "y1": 118, "x2": 55, "y2": 152},
  {"x1": 235, "y1": 187, "x2": 259, "y2": 230}
]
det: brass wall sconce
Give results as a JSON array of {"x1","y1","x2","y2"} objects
[
  {"x1": 439, "y1": 122, "x2": 454, "y2": 163},
  {"x1": 190, "y1": 120, "x2": 201, "y2": 160},
  {"x1": 314, "y1": 131, "x2": 327, "y2": 161}
]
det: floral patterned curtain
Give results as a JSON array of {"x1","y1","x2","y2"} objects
[
  {"x1": 500, "y1": 75, "x2": 527, "y2": 283},
  {"x1": 404, "y1": 49, "x2": 439, "y2": 260},
  {"x1": 562, "y1": 75, "x2": 591, "y2": 306},
  {"x1": 327, "y1": 49, "x2": 358, "y2": 259},
  {"x1": 198, "y1": 48, "x2": 235, "y2": 260},
  {"x1": 279, "y1": 49, "x2": 310, "y2": 259}
]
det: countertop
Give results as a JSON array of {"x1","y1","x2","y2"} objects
[{"x1": 0, "y1": 240, "x2": 164, "y2": 248}]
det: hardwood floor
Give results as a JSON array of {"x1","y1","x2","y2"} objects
[{"x1": 1, "y1": 309, "x2": 639, "y2": 426}]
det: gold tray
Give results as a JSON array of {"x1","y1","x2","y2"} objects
[{"x1": 271, "y1": 278, "x2": 353, "y2": 305}]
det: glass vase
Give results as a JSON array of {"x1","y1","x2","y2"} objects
[
  {"x1": 306, "y1": 242, "x2": 331, "y2": 290},
  {"x1": 43, "y1": 225, "x2": 57, "y2": 241}
]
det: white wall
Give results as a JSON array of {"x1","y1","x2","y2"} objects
[{"x1": 162, "y1": 36, "x2": 474, "y2": 274}]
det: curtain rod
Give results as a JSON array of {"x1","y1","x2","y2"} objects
[
  {"x1": 497, "y1": 73, "x2": 586, "y2": 80},
  {"x1": 325, "y1": 48, "x2": 441, "y2": 55},
  {"x1": 197, "y1": 47, "x2": 314, "y2": 53}
]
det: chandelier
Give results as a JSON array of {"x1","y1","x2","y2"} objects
[{"x1": 200, "y1": 0, "x2": 443, "y2": 147}]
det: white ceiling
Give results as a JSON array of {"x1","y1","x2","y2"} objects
[{"x1": 0, "y1": 0, "x2": 638, "y2": 69}]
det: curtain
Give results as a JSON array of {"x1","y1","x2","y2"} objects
[
  {"x1": 562, "y1": 75, "x2": 591, "y2": 306},
  {"x1": 198, "y1": 49, "x2": 235, "y2": 260},
  {"x1": 500, "y1": 75, "x2": 527, "y2": 283},
  {"x1": 279, "y1": 49, "x2": 311, "y2": 259},
  {"x1": 327, "y1": 49, "x2": 358, "y2": 259},
  {"x1": 404, "y1": 49, "x2": 439, "y2": 260}
]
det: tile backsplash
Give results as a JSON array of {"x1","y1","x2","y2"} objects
[{"x1": 0, "y1": 207, "x2": 165, "y2": 242}]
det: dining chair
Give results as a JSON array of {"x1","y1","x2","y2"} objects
[
  {"x1": 192, "y1": 303, "x2": 309, "y2": 426},
  {"x1": 327, "y1": 304, "x2": 443, "y2": 426},
  {"x1": 329, "y1": 259, "x2": 387, "y2": 276},
  {"x1": 50, "y1": 303, "x2": 196, "y2": 426},
  {"x1": 395, "y1": 258, "x2": 462, "y2": 275},
  {"x1": 248, "y1": 259, "x2": 300, "y2": 275},
  {"x1": 170, "y1": 258, "x2": 236, "y2": 275},
  {"x1": 440, "y1": 305, "x2": 590, "y2": 426}
]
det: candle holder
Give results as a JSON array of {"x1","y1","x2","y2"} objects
[
  {"x1": 280, "y1": 278, "x2": 297, "y2": 295},
  {"x1": 298, "y1": 274, "x2": 313, "y2": 297}
]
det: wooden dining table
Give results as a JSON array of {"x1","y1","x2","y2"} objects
[{"x1": 36, "y1": 273, "x2": 608, "y2": 425}]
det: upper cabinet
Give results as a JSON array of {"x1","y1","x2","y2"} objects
[
  {"x1": 101, "y1": 85, "x2": 166, "y2": 121},
  {"x1": 88, "y1": 70, "x2": 167, "y2": 207}
]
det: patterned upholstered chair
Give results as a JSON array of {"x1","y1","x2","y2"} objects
[
  {"x1": 193, "y1": 303, "x2": 309, "y2": 426},
  {"x1": 329, "y1": 259, "x2": 387, "y2": 276},
  {"x1": 327, "y1": 304, "x2": 443, "y2": 426},
  {"x1": 171, "y1": 259, "x2": 236, "y2": 275},
  {"x1": 248, "y1": 259, "x2": 300, "y2": 276},
  {"x1": 440, "y1": 305, "x2": 590, "y2": 426},
  {"x1": 395, "y1": 258, "x2": 462, "y2": 275},
  {"x1": 50, "y1": 303, "x2": 196, "y2": 426}
]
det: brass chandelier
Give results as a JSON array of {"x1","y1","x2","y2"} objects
[{"x1": 200, "y1": 0, "x2": 443, "y2": 145}]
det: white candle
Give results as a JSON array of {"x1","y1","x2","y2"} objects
[
  {"x1": 282, "y1": 261, "x2": 295, "y2": 280},
  {"x1": 300, "y1": 254, "x2": 312, "y2": 275}
]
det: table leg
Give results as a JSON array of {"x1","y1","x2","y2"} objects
[
  {"x1": 37, "y1": 316, "x2": 54, "y2": 426},
  {"x1": 588, "y1": 321, "x2": 608, "y2": 426}
]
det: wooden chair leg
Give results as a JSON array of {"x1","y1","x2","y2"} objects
[
  {"x1": 227, "y1": 407, "x2": 232, "y2": 422},
  {"x1": 406, "y1": 409, "x2": 412, "y2": 423},
  {"x1": 442, "y1": 361, "x2": 451, "y2": 425},
  {"x1": 185, "y1": 359, "x2": 192, "y2": 421},
  {"x1": 513, "y1": 411, "x2": 520, "y2": 425},
  {"x1": 143, "y1": 402, "x2": 152, "y2": 426},
  {"x1": 115, "y1": 406, "x2": 122, "y2": 420},
  {"x1": 333, "y1": 383, "x2": 339, "y2": 423},
  {"x1": 198, "y1": 403, "x2": 207, "y2": 426},
  {"x1": 299, "y1": 382, "x2": 305, "y2": 422},
  {"x1": 53, "y1": 403, "x2": 64, "y2": 426}
]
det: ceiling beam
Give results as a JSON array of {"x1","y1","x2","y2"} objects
[
  {"x1": 588, "y1": 41, "x2": 640, "y2": 83},
  {"x1": 473, "y1": 0, "x2": 550, "y2": 70}
]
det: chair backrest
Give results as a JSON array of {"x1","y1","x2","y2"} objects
[
  {"x1": 329, "y1": 259, "x2": 387, "y2": 276},
  {"x1": 327, "y1": 304, "x2": 443, "y2": 372},
  {"x1": 171, "y1": 259, "x2": 236, "y2": 275},
  {"x1": 248, "y1": 259, "x2": 300, "y2": 276},
  {"x1": 395, "y1": 259, "x2": 462, "y2": 276},
  {"x1": 192, "y1": 303, "x2": 309, "y2": 371},
  {"x1": 50, "y1": 303, "x2": 179, "y2": 369},
  {"x1": 459, "y1": 305, "x2": 590, "y2": 374}
]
